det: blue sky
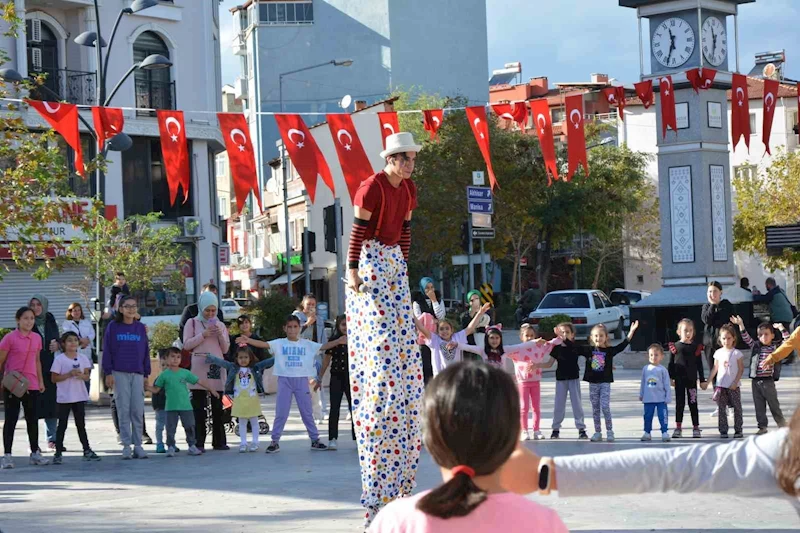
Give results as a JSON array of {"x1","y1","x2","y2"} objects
[{"x1": 219, "y1": 0, "x2": 800, "y2": 88}]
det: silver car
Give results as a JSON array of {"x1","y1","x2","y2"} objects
[{"x1": 528, "y1": 290, "x2": 626, "y2": 340}]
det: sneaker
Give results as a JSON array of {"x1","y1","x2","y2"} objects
[
  {"x1": 733, "y1": 431, "x2": 744, "y2": 439},
  {"x1": 1, "y1": 454, "x2": 14, "y2": 469},
  {"x1": 132, "y1": 447, "x2": 149, "y2": 459},
  {"x1": 328, "y1": 439, "x2": 338, "y2": 451},
  {"x1": 578, "y1": 430, "x2": 589, "y2": 440},
  {"x1": 533, "y1": 431, "x2": 544, "y2": 440},
  {"x1": 188, "y1": 445, "x2": 202, "y2": 456},
  {"x1": 662, "y1": 432, "x2": 671, "y2": 442},
  {"x1": 174, "y1": 446, "x2": 181, "y2": 453},
  {"x1": 83, "y1": 450, "x2": 100, "y2": 461},
  {"x1": 550, "y1": 430, "x2": 560, "y2": 439},
  {"x1": 641, "y1": 432, "x2": 652, "y2": 441},
  {"x1": 265, "y1": 441, "x2": 280, "y2": 454},
  {"x1": 121, "y1": 446, "x2": 132, "y2": 460},
  {"x1": 142, "y1": 434, "x2": 153, "y2": 445},
  {"x1": 590, "y1": 432, "x2": 603, "y2": 442},
  {"x1": 52, "y1": 453, "x2": 63, "y2": 465},
  {"x1": 606, "y1": 431, "x2": 615, "y2": 442},
  {"x1": 755, "y1": 428, "x2": 768, "y2": 436},
  {"x1": 709, "y1": 408, "x2": 718, "y2": 418},
  {"x1": 166, "y1": 446, "x2": 175, "y2": 458},
  {"x1": 693, "y1": 428, "x2": 702, "y2": 438},
  {"x1": 248, "y1": 443, "x2": 259, "y2": 452},
  {"x1": 29, "y1": 451, "x2": 50, "y2": 466},
  {"x1": 239, "y1": 445, "x2": 248, "y2": 453},
  {"x1": 520, "y1": 430, "x2": 530, "y2": 442},
  {"x1": 116, "y1": 434, "x2": 122, "y2": 445},
  {"x1": 213, "y1": 445, "x2": 230, "y2": 451},
  {"x1": 310, "y1": 440, "x2": 328, "y2": 451},
  {"x1": 196, "y1": 446, "x2": 205, "y2": 454},
  {"x1": 672, "y1": 428, "x2": 682, "y2": 439},
  {"x1": 720, "y1": 433, "x2": 729, "y2": 439},
  {"x1": 155, "y1": 444, "x2": 166, "y2": 454}
]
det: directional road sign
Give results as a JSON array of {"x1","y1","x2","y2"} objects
[{"x1": 471, "y1": 228, "x2": 496, "y2": 239}]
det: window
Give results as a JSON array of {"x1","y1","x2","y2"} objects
[
  {"x1": 288, "y1": 220, "x2": 296, "y2": 250},
  {"x1": 219, "y1": 196, "x2": 228, "y2": 218},
  {"x1": 59, "y1": 134, "x2": 96, "y2": 197},
  {"x1": 122, "y1": 136, "x2": 193, "y2": 219},
  {"x1": 253, "y1": 234, "x2": 262, "y2": 258},
  {"x1": 133, "y1": 31, "x2": 174, "y2": 116},
  {"x1": 749, "y1": 112, "x2": 757, "y2": 135},
  {"x1": 636, "y1": 275, "x2": 644, "y2": 284},
  {"x1": 538, "y1": 293, "x2": 590, "y2": 309},
  {"x1": 734, "y1": 164, "x2": 757, "y2": 181},
  {"x1": 592, "y1": 294, "x2": 604, "y2": 310},
  {"x1": 259, "y1": 1, "x2": 313, "y2": 25},
  {"x1": 208, "y1": 148, "x2": 218, "y2": 222},
  {"x1": 216, "y1": 155, "x2": 226, "y2": 177},
  {"x1": 551, "y1": 108, "x2": 565, "y2": 124}
]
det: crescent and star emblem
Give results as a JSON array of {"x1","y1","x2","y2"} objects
[
  {"x1": 288, "y1": 128, "x2": 305, "y2": 149},
  {"x1": 165, "y1": 117, "x2": 181, "y2": 142},
  {"x1": 432, "y1": 116, "x2": 441, "y2": 126},
  {"x1": 500, "y1": 112, "x2": 515, "y2": 121},
  {"x1": 336, "y1": 129, "x2": 353, "y2": 151},
  {"x1": 537, "y1": 113, "x2": 547, "y2": 134},
  {"x1": 473, "y1": 117, "x2": 484, "y2": 139},
  {"x1": 569, "y1": 109, "x2": 582, "y2": 129},
  {"x1": 607, "y1": 93, "x2": 616, "y2": 103},
  {"x1": 230, "y1": 128, "x2": 247, "y2": 152},
  {"x1": 736, "y1": 87, "x2": 745, "y2": 107},
  {"x1": 765, "y1": 92, "x2": 775, "y2": 112},
  {"x1": 660, "y1": 77, "x2": 671, "y2": 97},
  {"x1": 382, "y1": 123, "x2": 395, "y2": 135},
  {"x1": 43, "y1": 101, "x2": 61, "y2": 114}
]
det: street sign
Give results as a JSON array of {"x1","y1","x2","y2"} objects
[
  {"x1": 472, "y1": 170, "x2": 485, "y2": 186},
  {"x1": 471, "y1": 228, "x2": 496, "y2": 239},
  {"x1": 218, "y1": 244, "x2": 230, "y2": 266},
  {"x1": 472, "y1": 213, "x2": 492, "y2": 228},
  {"x1": 468, "y1": 200, "x2": 493, "y2": 214},
  {"x1": 467, "y1": 186, "x2": 492, "y2": 200}
]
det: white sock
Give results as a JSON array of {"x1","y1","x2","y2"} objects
[
  {"x1": 239, "y1": 418, "x2": 248, "y2": 445},
  {"x1": 250, "y1": 417, "x2": 260, "y2": 445}
]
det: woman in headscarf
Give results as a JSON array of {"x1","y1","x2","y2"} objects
[
  {"x1": 412, "y1": 277, "x2": 445, "y2": 384},
  {"x1": 29, "y1": 295, "x2": 60, "y2": 451},
  {"x1": 183, "y1": 291, "x2": 230, "y2": 451},
  {"x1": 461, "y1": 289, "x2": 492, "y2": 349},
  {"x1": 293, "y1": 294, "x2": 329, "y2": 423}
]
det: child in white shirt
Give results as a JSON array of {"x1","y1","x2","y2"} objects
[{"x1": 703, "y1": 324, "x2": 745, "y2": 438}]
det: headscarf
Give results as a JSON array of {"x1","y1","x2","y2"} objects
[
  {"x1": 197, "y1": 292, "x2": 219, "y2": 325},
  {"x1": 419, "y1": 277, "x2": 435, "y2": 295},
  {"x1": 466, "y1": 289, "x2": 481, "y2": 304},
  {"x1": 30, "y1": 294, "x2": 49, "y2": 332}
]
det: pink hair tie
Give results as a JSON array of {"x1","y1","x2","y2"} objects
[
  {"x1": 487, "y1": 324, "x2": 503, "y2": 333},
  {"x1": 451, "y1": 465, "x2": 475, "y2": 478}
]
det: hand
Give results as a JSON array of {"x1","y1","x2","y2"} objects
[
  {"x1": 759, "y1": 359, "x2": 773, "y2": 371},
  {"x1": 210, "y1": 389, "x2": 220, "y2": 399},
  {"x1": 202, "y1": 328, "x2": 215, "y2": 338},
  {"x1": 347, "y1": 269, "x2": 361, "y2": 292},
  {"x1": 235, "y1": 336, "x2": 249, "y2": 346},
  {"x1": 424, "y1": 285, "x2": 437, "y2": 302},
  {"x1": 731, "y1": 315, "x2": 744, "y2": 329},
  {"x1": 525, "y1": 362, "x2": 535, "y2": 374},
  {"x1": 39, "y1": 381, "x2": 45, "y2": 393},
  {"x1": 49, "y1": 339, "x2": 59, "y2": 352},
  {"x1": 446, "y1": 341, "x2": 458, "y2": 351},
  {"x1": 639, "y1": 396, "x2": 643, "y2": 402},
  {"x1": 306, "y1": 313, "x2": 317, "y2": 326},
  {"x1": 628, "y1": 320, "x2": 639, "y2": 336},
  {"x1": 71, "y1": 369, "x2": 82, "y2": 378},
  {"x1": 337, "y1": 335, "x2": 348, "y2": 346},
  {"x1": 668, "y1": 342, "x2": 677, "y2": 354},
  {"x1": 730, "y1": 382, "x2": 739, "y2": 391},
  {"x1": 480, "y1": 302, "x2": 492, "y2": 314},
  {"x1": 79, "y1": 338, "x2": 90, "y2": 348},
  {"x1": 700, "y1": 381, "x2": 708, "y2": 390},
  {"x1": 535, "y1": 338, "x2": 547, "y2": 346},
  {"x1": 671, "y1": 379, "x2": 675, "y2": 387},
  {"x1": 774, "y1": 323, "x2": 785, "y2": 332},
  {"x1": 105, "y1": 375, "x2": 115, "y2": 389}
]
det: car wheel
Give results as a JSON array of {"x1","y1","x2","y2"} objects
[{"x1": 614, "y1": 317, "x2": 624, "y2": 340}]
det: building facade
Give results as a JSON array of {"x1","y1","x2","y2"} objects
[{"x1": 0, "y1": 0, "x2": 224, "y2": 325}]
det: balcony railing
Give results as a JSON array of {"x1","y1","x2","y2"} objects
[
  {"x1": 135, "y1": 79, "x2": 176, "y2": 117},
  {"x1": 28, "y1": 68, "x2": 96, "y2": 105}
]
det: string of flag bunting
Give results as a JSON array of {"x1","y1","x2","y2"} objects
[{"x1": 7, "y1": 69, "x2": 798, "y2": 214}]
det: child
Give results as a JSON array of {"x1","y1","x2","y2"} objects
[
  {"x1": 703, "y1": 324, "x2": 744, "y2": 438},
  {"x1": 537, "y1": 323, "x2": 588, "y2": 440},
  {"x1": 367, "y1": 361, "x2": 568, "y2": 533},
  {"x1": 148, "y1": 347, "x2": 220, "y2": 456},
  {"x1": 414, "y1": 303, "x2": 491, "y2": 376},
  {"x1": 152, "y1": 349, "x2": 173, "y2": 454},
  {"x1": 236, "y1": 315, "x2": 342, "y2": 453},
  {"x1": 0, "y1": 307, "x2": 49, "y2": 468},
  {"x1": 50, "y1": 332, "x2": 99, "y2": 464},
  {"x1": 668, "y1": 319, "x2": 707, "y2": 438},
  {"x1": 204, "y1": 346, "x2": 275, "y2": 452},
  {"x1": 639, "y1": 344, "x2": 672, "y2": 442},
  {"x1": 577, "y1": 320, "x2": 639, "y2": 442},
  {"x1": 731, "y1": 316, "x2": 789, "y2": 435},
  {"x1": 319, "y1": 315, "x2": 354, "y2": 450}
]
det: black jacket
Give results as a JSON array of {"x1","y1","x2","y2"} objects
[
  {"x1": 701, "y1": 299, "x2": 733, "y2": 349},
  {"x1": 668, "y1": 341, "x2": 705, "y2": 383},
  {"x1": 35, "y1": 312, "x2": 60, "y2": 420},
  {"x1": 550, "y1": 339, "x2": 583, "y2": 381}
]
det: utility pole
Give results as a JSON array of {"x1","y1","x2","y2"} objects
[
  {"x1": 467, "y1": 217, "x2": 475, "y2": 290},
  {"x1": 334, "y1": 198, "x2": 345, "y2": 314}
]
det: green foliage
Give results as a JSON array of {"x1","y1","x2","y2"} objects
[
  {"x1": 148, "y1": 321, "x2": 179, "y2": 357},
  {"x1": 249, "y1": 292, "x2": 297, "y2": 341},
  {"x1": 536, "y1": 314, "x2": 572, "y2": 334},
  {"x1": 0, "y1": 328, "x2": 12, "y2": 342}
]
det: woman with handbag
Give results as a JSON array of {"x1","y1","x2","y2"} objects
[
  {"x1": 29, "y1": 294, "x2": 60, "y2": 452},
  {"x1": 0, "y1": 307, "x2": 50, "y2": 468},
  {"x1": 62, "y1": 302, "x2": 96, "y2": 394},
  {"x1": 183, "y1": 292, "x2": 230, "y2": 452}
]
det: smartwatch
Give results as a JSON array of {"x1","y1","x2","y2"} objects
[{"x1": 538, "y1": 456, "x2": 554, "y2": 495}]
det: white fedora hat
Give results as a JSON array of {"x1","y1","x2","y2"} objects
[{"x1": 380, "y1": 132, "x2": 422, "y2": 159}]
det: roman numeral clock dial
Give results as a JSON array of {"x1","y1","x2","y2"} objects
[
  {"x1": 702, "y1": 16, "x2": 727, "y2": 67},
  {"x1": 652, "y1": 17, "x2": 695, "y2": 68}
]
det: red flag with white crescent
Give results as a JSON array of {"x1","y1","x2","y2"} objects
[
  {"x1": 529, "y1": 98, "x2": 559, "y2": 185},
  {"x1": 565, "y1": 94, "x2": 588, "y2": 181},
  {"x1": 490, "y1": 101, "x2": 528, "y2": 129},
  {"x1": 422, "y1": 109, "x2": 444, "y2": 140},
  {"x1": 686, "y1": 68, "x2": 717, "y2": 93},
  {"x1": 27, "y1": 100, "x2": 85, "y2": 177},
  {"x1": 601, "y1": 87, "x2": 626, "y2": 121},
  {"x1": 659, "y1": 75, "x2": 677, "y2": 138},
  {"x1": 634, "y1": 80, "x2": 654, "y2": 109},
  {"x1": 157, "y1": 110, "x2": 190, "y2": 205},
  {"x1": 377, "y1": 111, "x2": 400, "y2": 149},
  {"x1": 731, "y1": 73, "x2": 751, "y2": 152},
  {"x1": 275, "y1": 114, "x2": 335, "y2": 204},
  {"x1": 466, "y1": 106, "x2": 498, "y2": 191},
  {"x1": 91, "y1": 107, "x2": 124, "y2": 151},
  {"x1": 762, "y1": 79, "x2": 779, "y2": 156},
  {"x1": 327, "y1": 113, "x2": 374, "y2": 203},
  {"x1": 218, "y1": 113, "x2": 262, "y2": 213}
]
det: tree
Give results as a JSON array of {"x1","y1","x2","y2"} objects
[{"x1": 733, "y1": 148, "x2": 800, "y2": 270}]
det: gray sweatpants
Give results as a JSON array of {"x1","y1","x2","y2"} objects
[
  {"x1": 551, "y1": 379, "x2": 586, "y2": 430},
  {"x1": 752, "y1": 378, "x2": 786, "y2": 430},
  {"x1": 113, "y1": 371, "x2": 144, "y2": 448},
  {"x1": 166, "y1": 410, "x2": 196, "y2": 448}
]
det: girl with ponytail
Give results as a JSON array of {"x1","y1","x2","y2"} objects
[{"x1": 368, "y1": 361, "x2": 568, "y2": 532}]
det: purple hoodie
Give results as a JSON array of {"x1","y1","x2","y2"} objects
[{"x1": 102, "y1": 320, "x2": 151, "y2": 376}]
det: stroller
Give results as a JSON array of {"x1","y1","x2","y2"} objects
[{"x1": 206, "y1": 396, "x2": 270, "y2": 436}]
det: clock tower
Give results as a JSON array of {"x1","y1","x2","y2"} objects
[{"x1": 619, "y1": 0, "x2": 754, "y2": 349}]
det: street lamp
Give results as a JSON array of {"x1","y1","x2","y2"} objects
[{"x1": 277, "y1": 59, "x2": 353, "y2": 297}]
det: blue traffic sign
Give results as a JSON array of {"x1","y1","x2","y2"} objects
[
  {"x1": 467, "y1": 186, "x2": 492, "y2": 200},
  {"x1": 468, "y1": 199, "x2": 493, "y2": 214}
]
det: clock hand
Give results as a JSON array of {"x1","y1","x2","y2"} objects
[{"x1": 666, "y1": 31, "x2": 676, "y2": 64}]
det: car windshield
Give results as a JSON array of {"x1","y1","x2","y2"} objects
[
  {"x1": 538, "y1": 293, "x2": 590, "y2": 309},
  {"x1": 610, "y1": 292, "x2": 641, "y2": 305}
]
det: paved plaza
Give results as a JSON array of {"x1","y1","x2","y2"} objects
[{"x1": 0, "y1": 366, "x2": 797, "y2": 533}]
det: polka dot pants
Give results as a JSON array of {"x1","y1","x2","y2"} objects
[{"x1": 346, "y1": 240, "x2": 423, "y2": 527}]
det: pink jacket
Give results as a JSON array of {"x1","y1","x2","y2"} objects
[{"x1": 183, "y1": 317, "x2": 230, "y2": 391}]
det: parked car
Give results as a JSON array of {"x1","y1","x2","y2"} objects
[
  {"x1": 609, "y1": 289, "x2": 651, "y2": 326},
  {"x1": 221, "y1": 298, "x2": 243, "y2": 322},
  {"x1": 528, "y1": 289, "x2": 625, "y2": 340}
]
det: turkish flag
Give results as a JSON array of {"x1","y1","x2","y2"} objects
[
  {"x1": 422, "y1": 109, "x2": 444, "y2": 140},
  {"x1": 529, "y1": 98, "x2": 559, "y2": 185},
  {"x1": 762, "y1": 78, "x2": 779, "y2": 156},
  {"x1": 491, "y1": 101, "x2": 528, "y2": 129},
  {"x1": 465, "y1": 106, "x2": 498, "y2": 190},
  {"x1": 275, "y1": 114, "x2": 335, "y2": 203},
  {"x1": 731, "y1": 73, "x2": 751, "y2": 152},
  {"x1": 601, "y1": 87, "x2": 626, "y2": 121},
  {"x1": 27, "y1": 100, "x2": 85, "y2": 177},
  {"x1": 218, "y1": 113, "x2": 262, "y2": 214},
  {"x1": 564, "y1": 94, "x2": 588, "y2": 181},
  {"x1": 327, "y1": 113, "x2": 375, "y2": 203},
  {"x1": 157, "y1": 110, "x2": 191, "y2": 205},
  {"x1": 91, "y1": 107, "x2": 124, "y2": 151},
  {"x1": 686, "y1": 68, "x2": 717, "y2": 93},
  {"x1": 634, "y1": 80, "x2": 654, "y2": 109},
  {"x1": 377, "y1": 111, "x2": 400, "y2": 149},
  {"x1": 659, "y1": 75, "x2": 677, "y2": 138}
]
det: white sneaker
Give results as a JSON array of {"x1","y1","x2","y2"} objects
[
  {"x1": 166, "y1": 446, "x2": 175, "y2": 458},
  {"x1": 661, "y1": 432, "x2": 671, "y2": 442},
  {"x1": 345, "y1": 412, "x2": 352, "y2": 421},
  {"x1": 641, "y1": 432, "x2": 651, "y2": 441},
  {"x1": 132, "y1": 446, "x2": 149, "y2": 459},
  {"x1": 187, "y1": 445, "x2": 202, "y2": 456},
  {"x1": 590, "y1": 432, "x2": 603, "y2": 442},
  {"x1": 328, "y1": 439, "x2": 338, "y2": 450},
  {"x1": 520, "y1": 430, "x2": 530, "y2": 441},
  {"x1": 239, "y1": 444, "x2": 248, "y2": 453},
  {"x1": 710, "y1": 408, "x2": 719, "y2": 418},
  {"x1": 248, "y1": 443, "x2": 259, "y2": 452},
  {"x1": 606, "y1": 431, "x2": 615, "y2": 442},
  {"x1": 533, "y1": 431, "x2": 544, "y2": 440},
  {"x1": 1, "y1": 454, "x2": 13, "y2": 469},
  {"x1": 29, "y1": 451, "x2": 50, "y2": 466}
]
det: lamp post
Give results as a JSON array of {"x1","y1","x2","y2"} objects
[{"x1": 277, "y1": 59, "x2": 353, "y2": 297}]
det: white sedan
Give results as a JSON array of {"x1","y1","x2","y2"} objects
[
  {"x1": 221, "y1": 298, "x2": 243, "y2": 322},
  {"x1": 528, "y1": 289, "x2": 626, "y2": 340}
]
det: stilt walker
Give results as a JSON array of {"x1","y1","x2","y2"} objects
[{"x1": 345, "y1": 132, "x2": 424, "y2": 527}]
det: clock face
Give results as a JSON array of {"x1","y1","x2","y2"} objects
[
  {"x1": 701, "y1": 16, "x2": 727, "y2": 67},
  {"x1": 652, "y1": 17, "x2": 696, "y2": 68}
]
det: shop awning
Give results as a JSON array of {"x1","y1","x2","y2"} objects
[{"x1": 269, "y1": 272, "x2": 305, "y2": 286}]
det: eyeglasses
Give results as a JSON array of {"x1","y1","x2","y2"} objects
[{"x1": 121, "y1": 305, "x2": 138, "y2": 310}]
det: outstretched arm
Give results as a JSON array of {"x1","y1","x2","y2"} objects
[
  {"x1": 413, "y1": 315, "x2": 432, "y2": 341},
  {"x1": 764, "y1": 325, "x2": 800, "y2": 366},
  {"x1": 464, "y1": 303, "x2": 492, "y2": 336}
]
